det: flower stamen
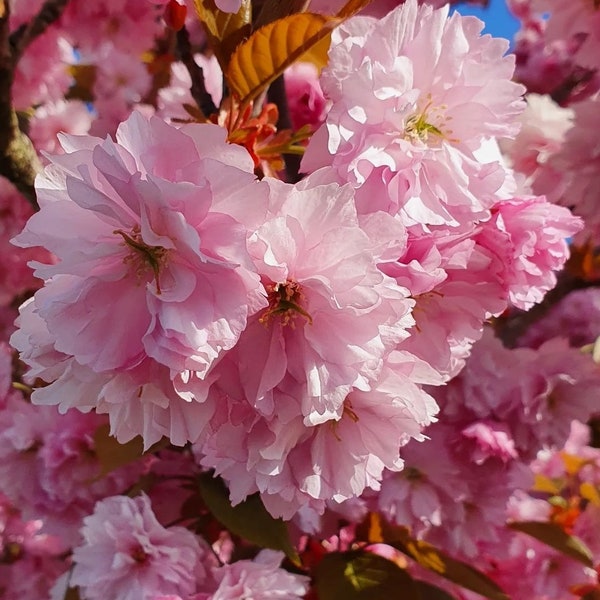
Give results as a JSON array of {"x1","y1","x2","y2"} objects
[
  {"x1": 259, "y1": 279, "x2": 313, "y2": 328},
  {"x1": 115, "y1": 226, "x2": 169, "y2": 295}
]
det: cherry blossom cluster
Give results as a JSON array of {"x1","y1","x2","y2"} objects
[
  {"x1": 1, "y1": 0, "x2": 599, "y2": 598},
  {"x1": 11, "y1": 0, "x2": 582, "y2": 524}
]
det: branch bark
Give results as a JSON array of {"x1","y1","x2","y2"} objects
[
  {"x1": 0, "y1": 0, "x2": 71, "y2": 209},
  {"x1": 176, "y1": 26, "x2": 218, "y2": 118}
]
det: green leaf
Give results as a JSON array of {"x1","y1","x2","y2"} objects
[
  {"x1": 226, "y1": 12, "x2": 337, "y2": 104},
  {"x1": 509, "y1": 521, "x2": 594, "y2": 567},
  {"x1": 193, "y1": 0, "x2": 252, "y2": 71},
  {"x1": 316, "y1": 551, "x2": 420, "y2": 599},
  {"x1": 196, "y1": 472, "x2": 300, "y2": 565},
  {"x1": 356, "y1": 514, "x2": 508, "y2": 600}
]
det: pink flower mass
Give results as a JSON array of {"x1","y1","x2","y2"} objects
[{"x1": 2, "y1": 0, "x2": 599, "y2": 598}]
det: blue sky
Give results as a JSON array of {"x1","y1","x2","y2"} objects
[{"x1": 451, "y1": 0, "x2": 520, "y2": 44}]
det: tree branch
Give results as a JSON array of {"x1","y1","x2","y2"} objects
[
  {"x1": 0, "y1": 0, "x2": 70, "y2": 209},
  {"x1": 0, "y1": 1, "x2": 40, "y2": 208},
  {"x1": 176, "y1": 26, "x2": 218, "y2": 118},
  {"x1": 267, "y1": 75, "x2": 302, "y2": 183},
  {"x1": 9, "y1": 0, "x2": 70, "y2": 62}
]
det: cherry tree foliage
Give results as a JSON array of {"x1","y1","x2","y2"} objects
[{"x1": 0, "y1": 0, "x2": 600, "y2": 598}]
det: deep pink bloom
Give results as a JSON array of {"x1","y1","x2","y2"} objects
[
  {"x1": 0, "y1": 493, "x2": 67, "y2": 600},
  {"x1": 284, "y1": 63, "x2": 328, "y2": 131}
]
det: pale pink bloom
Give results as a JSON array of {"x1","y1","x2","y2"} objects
[
  {"x1": 93, "y1": 46, "x2": 153, "y2": 107},
  {"x1": 510, "y1": 15, "x2": 597, "y2": 100},
  {"x1": 15, "y1": 111, "x2": 264, "y2": 379},
  {"x1": 487, "y1": 534, "x2": 596, "y2": 600},
  {"x1": 72, "y1": 494, "x2": 208, "y2": 600},
  {"x1": 378, "y1": 425, "x2": 471, "y2": 534},
  {"x1": 499, "y1": 93, "x2": 573, "y2": 193},
  {"x1": 517, "y1": 337, "x2": 600, "y2": 455},
  {"x1": 443, "y1": 329, "x2": 600, "y2": 460},
  {"x1": 200, "y1": 356, "x2": 438, "y2": 519},
  {"x1": 284, "y1": 62, "x2": 328, "y2": 131},
  {"x1": 528, "y1": 0, "x2": 600, "y2": 70},
  {"x1": 303, "y1": 0, "x2": 524, "y2": 227},
  {"x1": 461, "y1": 421, "x2": 518, "y2": 464},
  {"x1": 389, "y1": 229, "x2": 507, "y2": 379},
  {"x1": 194, "y1": 173, "x2": 417, "y2": 425},
  {"x1": 543, "y1": 93, "x2": 600, "y2": 244},
  {"x1": 207, "y1": 550, "x2": 310, "y2": 599},
  {"x1": 475, "y1": 196, "x2": 581, "y2": 310},
  {"x1": 310, "y1": 0, "x2": 458, "y2": 16},
  {"x1": 12, "y1": 297, "x2": 217, "y2": 449},
  {"x1": 214, "y1": 0, "x2": 242, "y2": 12},
  {"x1": 29, "y1": 100, "x2": 93, "y2": 157}
]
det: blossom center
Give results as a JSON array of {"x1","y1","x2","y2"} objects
[
  {"x1": 1, "y1": 541, "x2": 23, "y2": 565},
  {"x1": 259, "y1": 279, "x2": 313, "y2": 328},
  {"x1": 129, "y1": 543, "x2": 150, "y2": 565},
  {"x1": 115, "y1": 226, "x2": 169, "y2": 294},
  {"x1": 404, "y1": 96, "x2": 455, "y2": 145},
  {"x1": 330, "y1": 399, "x2": 360, "y2": 441}
]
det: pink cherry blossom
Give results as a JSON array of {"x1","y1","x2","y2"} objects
[
  {"x1": 0, "y1": 493, "x2": 67, "y2": 600},
  {"x1": 15, "y1": 111, "x2": 264, "y2": 379},
  {"x1": 214, "y1": 0, "x2": 242, "y2": 13},
  {"x1": 518, "y1": 288, "x2": 600, "y2": 349},
  {"x1": 0, "y1": 178, "x2": 52, "y2": 311},
  {"x1": 475, "y1": 195, "x2": 581, "y2": 310},
  {"x1": 284, "y1": 63, "x2": 328, "y2": 131},
  {"x1": 303, "y1": 0, "x2": 524, "y2": 227},
  {"x1": 499, "y1": 93, "x2": 573, "y2": 194},
  {"x1": 71, "y1": 494, "x2": 209, "y2": 600},
  {"x1": 542, "y1": 93, "x2": 600, "y2": 244},
  {"x1": 207, "y1": 550, "x2": 309, "y2": 599},
  {"x1": 0, "y1": 376, "x2": 148, "y2": 545},
  {"x1": 28, "y1": 100, "x2": 93, "y2": 157},
  {"x1": 199, "y1": 356, "x2": 438, "y2": 518},
  {"x1": 61, "y1": 0, "x2": 162, "y2": 55}
]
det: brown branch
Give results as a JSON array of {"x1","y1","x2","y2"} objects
[
  {"x1": 176, "y1": 26, "x2": 218, "y2": 118},
  {"x1": 9, "y1": 0, "x2": 70, "y2": 62},
  {"x1": 0, "y1": 1, "x2": 40, "y2": 208},
  {"x1": 267, "y1": 75, "x2": 302, "y2": 183},
  {"x1": 0, "y1": 0, "x2": 70, "y2": 209}
]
